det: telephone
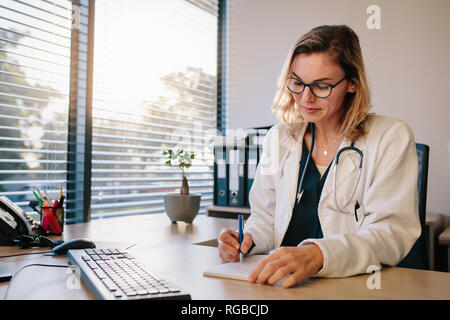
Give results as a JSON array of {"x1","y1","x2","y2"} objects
[{"x1": 0, "y1": 196, "x2": 32, "y2": 245}]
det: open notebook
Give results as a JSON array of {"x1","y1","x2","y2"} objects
[{"x1": 203, "y1": 255, "x2": 268, "y2": 281}]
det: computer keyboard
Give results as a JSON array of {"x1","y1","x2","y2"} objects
[{"x1": 67, "y1": 248, "x2": 191, "y2": 300}]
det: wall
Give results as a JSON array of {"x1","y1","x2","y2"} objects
[{"x1": 226, "y1": 0, "x2": 450, "y2": 217}]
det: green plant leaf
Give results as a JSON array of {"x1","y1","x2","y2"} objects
[{"x1": 163, "y1": 148, "x2": 196, "y2": 173}]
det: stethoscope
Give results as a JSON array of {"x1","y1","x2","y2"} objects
[{"x1": 296, "y1": 123, "x2": 364, "y2": 214}]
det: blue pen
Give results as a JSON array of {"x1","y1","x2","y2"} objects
[{"x1": 238, "y1": 214, "x2": 243, "y2": 264}]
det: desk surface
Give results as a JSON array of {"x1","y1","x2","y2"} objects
[{"x1": 1, "y1": 214, "x2": 449, "y2": 300}]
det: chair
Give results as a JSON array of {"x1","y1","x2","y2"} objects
[{"x1": 397, "y1": 143, "x2": 430, "y2": 270}]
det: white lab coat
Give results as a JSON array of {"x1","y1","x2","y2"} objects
[{"x1": 244, "y1": 114, "x2": 421, "y2": 277}]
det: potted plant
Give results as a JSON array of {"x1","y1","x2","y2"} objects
[{"x1": 162, "y1": 149, "x2": 201, "y2": 223}]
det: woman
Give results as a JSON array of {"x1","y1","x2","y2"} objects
[{"x1": 217, "y1": 25, "x2": 420, "y2": 288}]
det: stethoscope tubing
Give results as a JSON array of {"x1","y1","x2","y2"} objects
[
  {"x1": 296, "y1": 123, "x2": 364, "y2": 211},
  {"x1": 296, "y1": 123, "x2": 315, "y2": 204},
  {"x1": 333, "y1": 145, "x2": 364, "y2": 211}
]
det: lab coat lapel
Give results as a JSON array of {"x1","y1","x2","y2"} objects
[
  {"x1": 320, "y1": 136, "x2": 366, "y2": 205},
  {"x1": 280, "y1": 123, "x2": 308, "y2": 204},
  {"x1": 274, "y1": 123, "x2": 307, "y2": 248}
]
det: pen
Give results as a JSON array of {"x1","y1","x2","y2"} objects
[
  {"x1": 36, "y1": 187, "x2": 50, "y2": 207},
  {"x1": 44, "y1": 190, "x2": 53, "y2": 206},
  {"x1": 238, "y1": 214, "x2": 243, "y2": 264},
  {"x1": 32, "y1": 189, "x2": 44, "y2": 206},
  {"x1": 59, "y1": 194, "x2": 65, "y2": 208},
  {"x1": 59, "y1": 184, "x2": 65, "y2": 208},
  {"x1": 35, "y1": 187, "x2": 44, "y2": 200}
]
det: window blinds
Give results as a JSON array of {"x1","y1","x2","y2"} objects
[
  {"x1": 0, "y1": 0, "x2": 72, "y2": 214},
  {"x1": 0, "y1": 0, "x2": 219, "y2": 220},
  {"x1": 90, "y1": 0, "x2": 218, "y2": 218}
]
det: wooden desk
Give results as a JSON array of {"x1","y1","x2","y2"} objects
[{"x1": 1, "y1": 214, "x2": 449, "y2": 300}]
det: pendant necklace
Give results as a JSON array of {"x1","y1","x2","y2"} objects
[{"x1": 322, "y1": 136, "x2": 340, "y2": 156}]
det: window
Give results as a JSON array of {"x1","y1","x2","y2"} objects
[
  {"x1": 0, "y1": 0, "x2": 220, "y2": 220},
  {"x1": 0, "y1": 0, "x2": 72, "y2": 214},
  {"x1": 91, "y1": 0, "x2": 218, "y2": 218}
]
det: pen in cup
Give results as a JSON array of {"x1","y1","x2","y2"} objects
[
  {"x1": 238, "y1": 214, "x2": 243, "y2": 264},
  {"x1": 44, "y1": 190, "x2": 53, "y2": 206},
  {"x1": 32, "y1": 189, "x2": 44, "y2": 206},
  {"x1": 36, "y1": 187, "x2": 50, "y2": 207},
  {"x1": 35, "y1": 187, "x2": 44, "y2": 201},
  {"x1": 59, "y1": 194, "x2": 65, "y2": 208}
]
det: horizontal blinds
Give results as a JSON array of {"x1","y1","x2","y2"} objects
[
  {"x1": 0, "y1": 0, "x2": 72, "y2": 214},
  {"x1": 91, "y1": 0, "x2": 218, "y2": 218}
]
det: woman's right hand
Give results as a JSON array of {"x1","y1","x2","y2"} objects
[{"x1": 218, "y1": 228, "x2": 253, "y2": 262}]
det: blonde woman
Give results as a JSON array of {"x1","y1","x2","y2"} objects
[{"x1": 218, "y1": 25, "x2": 420, "y2": 288}]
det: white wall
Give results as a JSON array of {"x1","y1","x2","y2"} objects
[{"x1": 226, "y1": 0, "x2": 450, "y2": 216}]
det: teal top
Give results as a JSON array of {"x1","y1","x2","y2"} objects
[{"x1": 281, "y1": 140, "x2": 331, "y2": 246}]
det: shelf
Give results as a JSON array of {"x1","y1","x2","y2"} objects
[{"x1": 206, "y1": 205, "x2": 251, "y2": 219}]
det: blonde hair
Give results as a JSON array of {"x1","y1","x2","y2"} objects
[{"x1": 272, "y1": 25, "x2": 371, "y2": 142}]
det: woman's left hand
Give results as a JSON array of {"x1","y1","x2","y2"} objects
[{"x1": 248, "y1": 244, "x2": 324, "y2": 288}]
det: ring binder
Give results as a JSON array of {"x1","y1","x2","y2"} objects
[
  {"x1": 214, "y1": 136, "x2": 228, "y2": 206},
  {"x1": 228, "y1": 135, "x2": 246, "y2": 207}
]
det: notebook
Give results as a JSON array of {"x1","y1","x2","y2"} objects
[{"x1": 203, "y1": 255, "x2": 268, "y2": 281}]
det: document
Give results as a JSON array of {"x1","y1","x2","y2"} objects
[{"x1": 203, "y1": 255, "x2": 267, "y2": 281}]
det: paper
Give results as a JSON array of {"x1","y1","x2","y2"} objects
[
  {"x1": 248, "y1": 163, "x2": 257, "y2": 179},
  {"x1": 217, "y1": 162, "x2": 226, "y2": 178},
  {"x1": 228, "y1": 149, "x2": 239, "y2": 191},
  {"x1": 203, "y1": 255, "x2": 267, "y2": 281}
]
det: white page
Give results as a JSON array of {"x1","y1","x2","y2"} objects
[{"x1": 203, "y1": 255, "x2": 267, "y2": 281}]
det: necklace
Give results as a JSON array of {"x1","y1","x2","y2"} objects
[{"x1": 321, "y1": 136, "x2": 340, "y2": 156}]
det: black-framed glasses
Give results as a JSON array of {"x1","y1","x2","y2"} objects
[{"x1": 287, "y1": 76, "x2": 346, "y2": 98}]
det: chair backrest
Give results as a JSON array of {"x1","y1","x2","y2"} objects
[{"x1": 397, "y1": 143, "x2": 430, "y2": 269}]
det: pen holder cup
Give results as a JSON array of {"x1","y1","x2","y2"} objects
[{"x1": 41, "y1": 206, "x2": 64, "y2": 235}]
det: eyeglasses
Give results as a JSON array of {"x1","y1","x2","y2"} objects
[{"x1": 287, "y1": 76, "x2": 346, "y2": 98}]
